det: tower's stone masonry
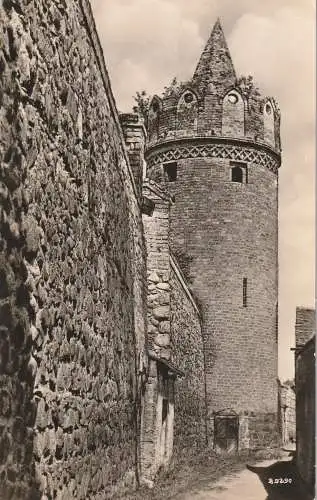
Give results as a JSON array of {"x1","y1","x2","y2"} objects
[{"x1": 145, "y1": 20, "x2": 281, "y2": 450}]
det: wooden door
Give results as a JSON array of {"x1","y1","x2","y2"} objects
[{"x1": 214, "y1": 415, "x2": 239, "y2": 453}]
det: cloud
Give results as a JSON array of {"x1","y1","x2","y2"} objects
[
  {"x1": 90, "y1": 0, "x2": 315, "y2": 380},
  {"x1": 92, "y1": 0, "x2": 203, "y2": 109}
]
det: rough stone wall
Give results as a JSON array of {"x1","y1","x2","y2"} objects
[
  {"x1": 120, "y1": 114, "x2": 146, "y2": 202},
  {"x1": 295, "y1": 336, "x2": 315, "y2": 491},
  {"x1": 141, "y1": 180, "x2": 172, "y2": 483},
  {"x1": 0, "y1": 1, "x2": 147, "y2": 498},
  {"x1": 142, "y1": 181, "x2": 171, "y2": 359},
  {"x1": 170, "y1": 257, "x2": 206, "y2": 455}
]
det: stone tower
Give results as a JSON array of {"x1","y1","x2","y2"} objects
[{"x1": 145, "y1": 20, "x2": 281, "y2": 450}]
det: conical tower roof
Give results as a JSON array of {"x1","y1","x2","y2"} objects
[{"x1": 192, "y1": 19, "x2": 236, "y2": 90}]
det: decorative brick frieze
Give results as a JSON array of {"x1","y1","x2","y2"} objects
[{"x1": 146, "y1": 139, "x2": 280, "y2": 174}]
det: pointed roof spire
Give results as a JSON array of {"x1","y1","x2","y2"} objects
[{"x1": 192, "y1": 18, "x2": 236, "y2": 90}]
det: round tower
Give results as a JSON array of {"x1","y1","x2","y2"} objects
[{"x1": 145, "y1": 19, "x2": 281, "y2": 450}]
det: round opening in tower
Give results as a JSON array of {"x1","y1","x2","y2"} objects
[
  {"x1": 228, "y1": 93, "x2": 238, "y2": 104},
  {"x1": 265, "y1": 103, "x2": 272, "y2": 114},
  {"x1": 184, "y1": 92, "x2": 194, "y2": 104}
]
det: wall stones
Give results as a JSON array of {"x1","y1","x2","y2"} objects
[
  {"x1": 0, "y1": 3, "x2": 39, "y2": 491},
  {"x1": 0, "y1": 0, "x2": 146, "y2": 498},
  {"x1": 147, "y1": 271, "x2": 171, "y2": 358},
  {"x1": 153, "y1": 305, "x2": 169, "y2": 320},
  {"x1": 142, "y1": 180, "x2": 171, "y2": 359},
  {"x1": 120, "y1": 113, "x2": 146, "y2": 202}
]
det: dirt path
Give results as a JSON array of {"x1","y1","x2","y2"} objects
[
  {"x1": 171, "y1": 457, "x2": 313, "y2": 500},
  {"x1": 172, "y1": 460, "x2": 273, "y2": 499},
  {"x1": 126, "y1": 452, "x2": 313, "y2": 500}
]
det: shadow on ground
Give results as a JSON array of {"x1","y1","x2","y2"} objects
[{"x1": 246, "y1": 458, "x2": 314, "y2": 500}]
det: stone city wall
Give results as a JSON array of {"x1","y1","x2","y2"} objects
[
  {"x1": 170, "y1": 256, "x2": 206, "y2": 455},
  {"x1": 0, "y1": 1, "x2": 146, "y2": 498},
  {"x1": 142, "y1": 179, "x2": 206, "y2": 473},
  {"x1": 295, "y1": 338, "x2": 315, "y2": 491},
  {"x1": 141, "y1": 180, "x2": 172, "y2": 482},
  {"x1": 295, "y1": 308, "x2": 315, "y2": 491},
  {"x1": 142, "y1": 180, "x2": 171, "y2": 359},
  {"x1": 295, "y1": 309, "x2": 315, "y2": 493}
]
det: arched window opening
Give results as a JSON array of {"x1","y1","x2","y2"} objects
[
  {"x1": 148, "y1": 97, "x2": 161, "y2": 142},
  {"x1": 222, "y1": 90, "x2": 244, "y2": 137},
  {"x1": 164, "y1": 161, "x2": 177, "y2": 182},
  {"x1": 231, "y1": 166, "x2": 243, "y2": 183},
  {"x1": 176, "y1": 90, "x2": 198, "y2": 132},
  {"x1": 228, "y1": 93, "x2": 239, "y2": 104},
  {"x1": 265, "y1": 103, "x2": 272, "y2": 115},
  {"x1": 230, "y1": 161, "x2": 248, "y2": 184},
  {"x1": 263, "y1": 100, "x2": 275, "y2": 148},
  {"x1": 184, "y1": 92, "x2": 194, "y2": 104}
]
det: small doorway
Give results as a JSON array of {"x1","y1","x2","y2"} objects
[
  {"x1": 214, "y1": 410, "x2": 239, "y2": 453},
  {"x1": 159, "y1": 398, "x2": 168, "y2": 463}
]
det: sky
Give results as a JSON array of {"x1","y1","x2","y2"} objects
[{"x1": 90, "y1": 0, "x2": 315, "y2": 381}]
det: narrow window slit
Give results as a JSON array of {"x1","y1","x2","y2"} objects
[
  {"x1": 230, "y1": 161, "x2": 248, "y2": 184},
  {"x1": 164, "y1": 162, "x2": 177, "y2": 182},
  {"x1": 162, "y1": 399, "x2": 168, "y2": 423},
  {"x1": 231, "y1": 166, "x2": 243, "y2": 183},
  {"x1": 243, "y1": 278, "x2": 247, "y2": 307}
]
